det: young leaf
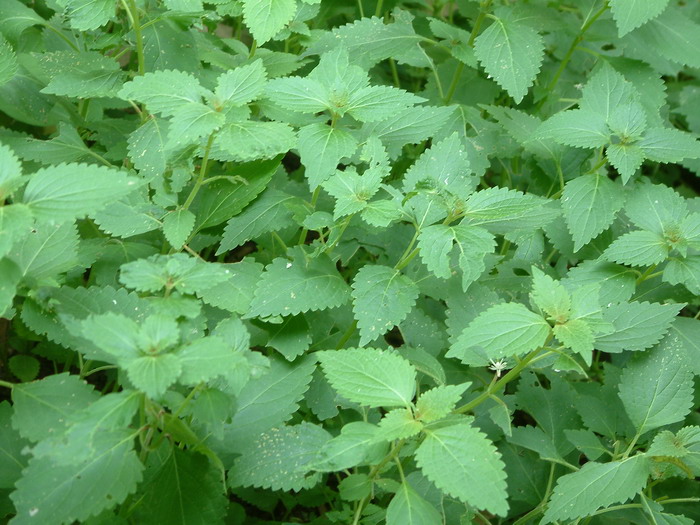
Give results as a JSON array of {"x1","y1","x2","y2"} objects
[
  {"x1": 118, "y1": 70, "x2": 211, "y2": 117},
  {"x1": 215, "y1": 59, "x2": 267, "y2": 107},
  {"x1": 474, "y1": 12, "x2": 544, "y2": 103},
  {"x1": 376, "y1": 409, "x2": 423, "y2": 441},
  {"x1": 603, "y1": 230, "x2": 669, "y2": 266},
  {"x1": 542, "y1": 456, "x2": 652, "y2": 523},
  {"x1": 60, "y1": 0, "x2": 115, "y2": 31},
  {"x1": 176, "y1": 336, "x2": 239, "y2": 386},
  {"x1": 530, "y1": 267, "x2": 571, "y2": 321},
  {"x1": 298, "y1": 123, "x2": 358, "y2": 188},
  {"x1": 618, "y1": 335, "x2": 694, "y2": 435},
  {"x1": 312, "y1": 422, "x2": 386, "y2": 472},
  {"x1": 317, "y1": 348, "x2": 416, "y2": 408},
  {"x1": 351, "y1": 265, "x2": 419, "y2": 345},
  {"x1": 415, "y1": 383, "x2": 470, "y2": 423},
  {"x1": 416, "y1": 421, "x2": 508, "y2": 516},
  {"x1": 125, "y1": 353, "x2": 182, "y2": 399},
  {"x1": 162, "y1": 209, "x2": 195, "y2": 249},
  {"x1": 448, "y1": 303, "x2": 550, "y2": 365},
  {"x1": 562, "y1": 174, "x2": 626, "y2": 251}
]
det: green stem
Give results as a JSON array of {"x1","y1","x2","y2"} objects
[
  {"x1": 0, "y1": 379, "x2": 15, "y2": 389},
  {"x1": 468, "y1": 0, "x2": 493, "y2": 46},
  {"x1": 635, "y1": 264, "x2": 658, "y2": 285},
  {"x1": 443, "y1": 61, "x2": 464, "y2": 105},
  {"x1": 357, "y1": 0, "x2": 364, "y2": 17},
  {"x1": 335, "y1": 320, "x2": 358, "y2": 349},
  {"x1": 121, "y1": 0, "x2": 145, "y2": 76},
  {"x1": 394, "y1": 247, "x2": 420, "y2": 271},
  {"x1": 182, "y1": 133, "x2": 216, "y2": 211},
  {"x1": 455, "y1": 341, "x2": 550, "y2": 414},
  {"x1": 540, "y1": 1, "x2": 609, "y2": 106},
  {"x1": 42, "y1": 23, "x2": 80, "y2": 52},
  {"x1": 374, "y1": 0, "x2": 384, "y2": 17},
  {"x1": 298, "y1": 187, "x2": 321, "y2": 245},
  {"x1": 325, "y1": 214, "x2": 353, "y2": 253}
]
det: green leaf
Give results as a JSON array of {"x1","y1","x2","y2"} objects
[
  {"x1": 0, "y1": 205, "x2": 32, "y2": 258},
  {"x1": 623, "y1": 8, "x2": 700, "y2": 69},
  {"x1": 215, "y1": 121, "x2": 296, "y2": 162},
  {"x1": 351, "y1": 265, "x2": 419, "y2": 345},
  {"x1": 22, "y1": 163, "x2": 139, "y2": 223},
  {"x1": 386, "y1": 482, "x2": 442, "y2": 525},
  {"x1": 215, "y1": 60, "x2": 267, "y2": 107},
  {"x1": 126, "y1": 353, "x2": 182, "y2": 399},
  {"x1": 118, "y1": 70, "x2": 211, "y2": 117},
  {"x1": 176, "y1": 336, "x2": 238, "y2": 386},
  {"x1": 542, "y1": 456, "x2": 652, "y2": 523},
  {"x1": 664, "y1": 256, "x2": 700, "y2": 294},
  {"x1": 0, "y1": 401, "x2": 28, "y2": 489},
  {"x1": 11, "y1": 373, "x2": 99, "y2": 442},
  {"x1": 603, "y1": 230, "x2": 669, "y2": 266},
  {"x1": 80, "y1": 312, "x2": 141, "y2": 365},
  {"x1": 266, "y1": 314, "x2": 311, "y2": 361},
  {"x1": 162, "y1": 209, "x2": 195, "y2": 249},
  {"x1": 264, "y1": 76, "x2": 329, "y2": 114},
  {"x1": 530, "y1": 267, "x2": 571, "y2": 321},
  {"x1": 0, "y1": 259, "x2": 20, "y2": 317},
  {"x1": 312, "y1": 422, "x2": 386, "y2": 472},
  {"x1": 8, "y1": 221, "x2": 79, "y2": 281},
  {"x1": 473, "y1": 13, "x2": 544, "y2": 103},
  {"x1": 10, "y1": 438, "x2": 143, "y2": 523},
  {"x1": 0, "y1": 36, "x2": 18, "y2": 88},
  {"x1": 346, "y1": 86, "x2": 425, "y2": 123},
  {"x1": 638, "y1": 127, "x2": 700, "y2": 164},
  {"x1": 618, "y1": 335, "x2": 694, "y2": 435},
  {"x1": 230, "y1": 422, "x2": 330, "y2": 491},
  {"x1": 415, "y1": 383, "x2": 470, "y2": 423},
  {"x1": 227, "y1": 356, "x2": 316, "y2": 451},
  {"x1": 554, "y1": 319, "x2": 595, "y2": 360},
  {"x1": 133, "y1": 448, "x2": 227, "y2": 525},
  {"x1": 323, "y1": 167, "x2": 381, "y2": 219},
  {"x1": 167, "y1": 103, "x2": 225, "y2": 148},
  {"x1": 303, "y1": 15, "x2": 425, "y2": 69},
  {"x1": 417, "y1": 225, "x2": 454, "y2": 280},
  {"x1": 596, "y1": 301, "x2": 683, "y2": 353},
  {"x1": 376, "y1": 409, "x2": 423, "y2": 441},
  {"x1": 39, "y1": 51, "x2": 125, "y2": 99},
  {"x1": 59, "y1": 0, "x2": 115, "y2": 31},
  {"x1": 462, "y1": 186, "x2": 558, "y2": 233},
  {"x1": 317, "y1": 348, "x2": 416, "y2": 408},
  {"x1": 580, "y1": 64, "x2": 640, "y2": 122},
  {"x1": 120, "y1": 254, "x2": 229, "y2": 294},
  {"x1": 610, "y1": 0, "x2": 670, "y2": 36},
  {"x1": 448, "y1": 303, "x2": 550, "y2": 365},
  {"x1": 361, "y1": 105, "x2": 455, "y2": 158},
  {"x1": 218, "y1": 190, "x2": 299, "y2": 253},
  {"x1": 248, "y1": 252, "x2": 350, "y2": 317},
  {"x1": 298, "y1": 123, "x2": 358, "y2": 188},
  {"x1": 242, "y1": 0, "x2": 297, "y2": 44},
  {"x1": 606, "y1": 143, "x2": 645, "y2": 183},
  {"x1": 0, "y1": 0, "x2": 45, "y2": 42},
  {"x1": 126, "y1": 118, "x2": 170, "y2": 178},
  {"x1": 195, "y1": 259, "x2": 263, "y2": 315},
  {"x1": 415, "y1": 421, "x2": 508, "y2": 516},
  {"x1": 562, "y1": 174, "x2": 626, "y2": 251},
  {"x1": 537, "y1": 110, "x2": 610, "y2": 148}
]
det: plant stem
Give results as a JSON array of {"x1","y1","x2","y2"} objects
[
  {"x1": 121, "y1": 0, "x2": 145, "y2": 76},
  {"x1": 443, "y1": 62, "x2": 464, "y2": 105},
  {"x1": 540, "y1": 1, "x2": 609, "y2": 107},
  {"x1": 374, "y1": 0, "x2": 384, "y2": 17},
  {"x1": 455, "y1": 342, "x2": 549, "y2": 414},
  {"x1": 0, "y1": 379, "x2": 15, "y2": 389},
  {"x1": 335, "y1": 320, "x2": 358, "y2": 349},
  {"x1": 298, "y1": 187, "x2": 321, "y2": 245},
  {"x1": 182, "y1": 133, "x2": 216, "y2": 211}
]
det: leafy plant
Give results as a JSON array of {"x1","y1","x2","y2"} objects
[{"x1": 1, "y1": 0, "x2": 700, "y2": 523}]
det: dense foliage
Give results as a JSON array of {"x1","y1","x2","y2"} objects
[{"x1": 1, "y1": 0, "x2": 700, "y2": 523}]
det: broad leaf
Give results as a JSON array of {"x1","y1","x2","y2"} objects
[
  {"x1": 351, "y1": 265, "x2": 419, "y2": 345},
  {"x1": 317, "y1": 348, "x2": 416, "y2": 408},
  {"x1": 242, "y1": 0, "x2": 297, "y2": 44},
  {"x1": 415, "y1": 421, "x2": 508, "y2": 516}
]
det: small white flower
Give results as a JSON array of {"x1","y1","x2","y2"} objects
[{"x1": 488, "y1": 358, "x2": 510, "y2": 378}]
